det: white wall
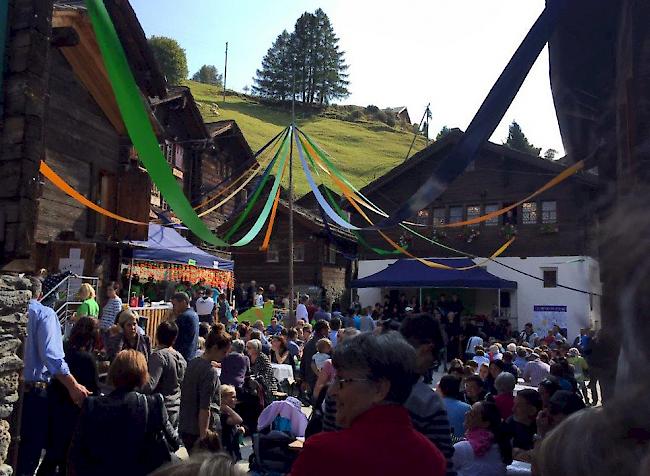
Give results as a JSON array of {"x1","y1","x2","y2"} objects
[{"x1": 356, "y1": 256, "x2": 601, "y2": 342}]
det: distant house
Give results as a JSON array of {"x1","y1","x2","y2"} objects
[
  {"x1": 348, "y1": 129, "x2": 601, "y2": 340},
  {"x1": 296, "y1": 184, "x2": 343, "y2": 213},
  {"x1": 219, "y1": 194, "x2": 357, "y2": 305},
  {"x1": 384, "y1": 106, "x2": 411, "y2": 125}
]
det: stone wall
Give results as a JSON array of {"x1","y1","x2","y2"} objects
[{"x1": 0, "y1": 275, "x2": 30, "y2": 475}]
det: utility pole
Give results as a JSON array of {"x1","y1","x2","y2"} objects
[
  {"x1": 223, "y1": 42, "x2": 228, "y2": 104},
  {"x1": 288, "y1": 68, "x2": 296, "y2": 325}
]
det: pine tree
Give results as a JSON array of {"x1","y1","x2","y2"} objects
[
  {"x1": 505, "y1": 121, "x2": 542, "y2": 156},
  {"x1": 252, "y1": 30, "x2": 293, "y2": 101}
]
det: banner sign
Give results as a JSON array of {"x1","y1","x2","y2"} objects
[{"x1": 532, "y1": 305, "x2": 567, "y2": 335}]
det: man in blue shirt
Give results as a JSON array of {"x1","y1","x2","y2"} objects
[
  {"x1": 437, "y1": 375, "x2": 471, "y2": 438},
  {"x1": 18, "y1": 278, "x2": 89, "y2": 476},
  {"x1": 172, "y1": 292, "x2": 199, "y2": 362},
  {"x1": 266, "y1": 317, "x2": 284, "y2": 336}
]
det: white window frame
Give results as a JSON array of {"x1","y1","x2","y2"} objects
[
  {"x1": 293, "y1": 243, "x2": 305, "y2": 262},
  {"x1": 541, "y1": 201, "x2": 557, "y2": 224},
  {"x1": 466, "y1": 205, "x2": 481, "y2": 228},
  {"x1": 522, "y1": 202, "x2": 538, "y2": 225},
  {"x1": 327, "y1": 245, "x2": 337, "y2": 265}
]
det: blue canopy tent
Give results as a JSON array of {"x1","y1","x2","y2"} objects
[
  {"x1": 351, "y1": 258, "x2": 517, "y2": 317},
  {"x1": 127, "y1": 224, "x2": 234, "y2": 271}
]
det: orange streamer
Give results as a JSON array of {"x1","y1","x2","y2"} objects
[
  {"x1": 39, "y1": 161, "x2": 149, "y2": 225},
  {"x1": 260, "y1": 187, "x2": 281, "y2": 251}
]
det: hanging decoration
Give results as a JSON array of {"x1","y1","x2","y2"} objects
[{"x1": 130, "y1": 260, "x2": 234, "y2": 289}]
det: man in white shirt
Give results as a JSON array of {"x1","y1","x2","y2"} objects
[
  {"x1": 194, "y1": 291, "x2": 215, "y2": 324},
  {"x1": 296, "y1": 295, "x2": 309, "y2": 322}
]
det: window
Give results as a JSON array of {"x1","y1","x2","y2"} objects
[
  {"x1": 522, "y1": 202, "x2": 538, "y2": 224},
  {"x1": 174, "y1": 144, "x2": 184, "y2": 170},
  {"x1": 433, "y1": 208, "x2": 446, "y2": 226},
  {"x1": 542, "y1": 268, "x2": 558, "y2": 288},
  {"x1": 266, "y1": 243, "x2": 279, "y2": 263},
  {"x1": 485, "y1": 204, "x2": 499, "y2": 226},
  {"x1": 415, "y1": 209, "x2": 430, "y2": 226},
  {"x1": 327, "y1": 245, "x2": 337, "y2": 264},
  {"x1": 466, "y1": 205, "x2": 481, "y2": 228},
  {"x1": 293, "y1": 243, "x2": 305, "y2": 262},
  {"x1": 449, "y1": 206, "x2": 463, "y2": 224},
  {"x1": 541, "y1": 201, "x2": 557, "y2": 224}
]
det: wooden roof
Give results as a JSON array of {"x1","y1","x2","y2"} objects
[
  {"x1": 359, "y1": 128, "x2": 598, "y2": 199},
  {"x1": 205, "y1": 120, "x2": 255, "y2": 159},
  {"x1": 151, "y1": 86, "x2": 208, "y2": 141}
]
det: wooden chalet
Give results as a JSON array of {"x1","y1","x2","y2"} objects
[
  {"x1": 352, "y1": 128, "x2": 598, "y2": 260},
  {"x1": 219, "y1": 194, "x2": 357, "y2": 303},
  {"x1": 384, "y1": 106, "x2": 411, "y2": 125},
  {"x1": 295, "y1": 184, "x2": 342, "y2": 213}
]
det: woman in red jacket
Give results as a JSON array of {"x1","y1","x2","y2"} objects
[{"x1": 291, "y1": 332, "x2": 446, "y2": 476}]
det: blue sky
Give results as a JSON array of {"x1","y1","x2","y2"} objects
[{"x1": 131, "y1": 0, "x2": 564, "y2": 155}]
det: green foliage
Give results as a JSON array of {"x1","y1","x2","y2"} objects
[
  {"x1": 148, "y1": 36, "x2": 188, "y2": 85},
  {"x1": 191, "y1": 65, "x2": 222, "y2": 86},
  {"x1": 347, "y1": 109, "x2": 363, "y2": 121},
  {"x1": 505, "y1": 120, "x2": 541, "y2": 157},
  {"x1": 543, "y1": 148, "x2": 558, "y2": 160},
  {"x1": 436, "y1": 125, "x2": 451, "y2": 141},
  {"x1": 253, "y1": 9, "x2": 349, "y2": 104},
  {"x1": 186, "y1": 80, "x2": 427, "y2": 197}
]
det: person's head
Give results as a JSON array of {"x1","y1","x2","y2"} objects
[
  {"x1": 399, "y1": 313, "x2": 445, "y2": 375},
  {"x1": 539, "y1": 352, "x2": 550, "y2": 364},
  {"x1": 220, "y1": 384, "x2": 237, "y2": 408},
  {"x1": 302, "y1": 324, "x2": 312, "y2": 341},
  {"x1": 287, "y1": 328, "x2": 298, "y2": 341},
  {"x1": 479, "y1": 363, "x2": 490, "y2": 380},
  {"x1": 149, "y1": 452, "x2": 245, "y2": 476},
  {"x1": 503, "y1": 350, "x2": 514, "y2": 363},
  {"x1": 447, "y1": 312, "x2": 455, "y2": 323},
  {"x1": 516, "y1": 346, "x2": 528, "y2": 358},
  {"x1": 253, "y1": 320, "x2": 265, "y2": 331},
  {"x1": 156, "y1": 321, "x2": 179, "y2": 348},
  {"x1": 198, "y1": 322, "x2": 211, "y2": 339},
  {"x1": 217, "y1": 293, "x2": 225, "y2": 302},
  {"x1": 117, "y1": 309, "x2": 139, "y2": 339},
  {"x1": 68, "y1": 316, "x2": 99, "y2": 352},
  {"x1": 230, "y1": 339, "x2": 245, "y2": 354},
  {"x1": 108, "y1": 349, "x2": 148, "y2": 391},
  {"x1": 257, "y1": 287, "x2": 264, "y2": 295},
  {"x1": 475, "y1": 348, "x2": 485, "y2": 357},
  {"x1": 78, "y1": 283, "x2": 96, "y2": 301},
  {"x1": 489, "y1": 359, "x2": 505, "y2": 378},
  {"x1": 495, "y1": 371, "x2": 516, "y2": 396},
  {"x1": 246, "y1": 339, "x2": 262, "y2": 361},
  {"x1": 513, "y1": 388, "x2": 543, "y2": 424},
  {"x1": 449, "y1": 366, "x2": 465, "y2": 379},
  {"x1": 449, "y1": 358, "x2": 464, "y2": 370},
  {"x1": 467, "y1": 360, "x2": 479, "y2": 372},
  {"x1": 249, "y1": 330, "x2": 263, "y2": 342},
  {"x1": 316, "y1": 338, "x2": 332, "y2": 354},
  {"x1": 464, "y1": 401, "x2": 513, "y2": 464},
  {"x1": 171, "y1": 292, "x2": 190, "y2": 313},
  {"x1": 539, "y1": 378, "x2": 562, "y2": 409},
  {"x1": 438, "y1": 375, "x2": 463, "y2": 400},
  {"x1": 313, "y1": 320, "x2": 330, "y2": 338},
  {"x1": 204, "y1": 329, "x2": 232, "y2": 361},
  {"x1": 339, "y1": 327, "x2": 360, "y2": 343},
  {"x1": 270, "y1": 317, "x2": 278, "y2": 327},
  {"x1": 525, "y1": 322, "x2": 534, "y2": 333},
  {"x1": 271, "y1": 335, "x2": 287, "y2": 354},
  {"x1": 547, "y1": 390, "x2": 586, "y2": 428},
  {"x1": 105, "y1": 282, "x2": 118, "y2": 299},
  {"x1": 330, "y1": 317, "x2": 342, "y2": 332},
  {"x1": 464, "y1": 375, "x2": 484, "y2": 399},
  {"x1": 331, "y1": 332, "x2": 417, "y2": 428}
]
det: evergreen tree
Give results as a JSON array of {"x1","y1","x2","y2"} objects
[
  {"x1": 252, "y1": 30, "x2": 293, "y2": 100},
  {"x1": 148, "y1": 36, "x2": 188, "y2": 85},
  {"x1": 192, "y1": 65, "x2": 223, "y2": 86},
  {"x1": 436, "y1": 126, "x2": 452, "y2": 140},
  {"x1": 505, "y1": 121, "x2": 541, "y2": 156},
  {"x1": 253, "y1": 10, "x2": 349, "y2": 104}
]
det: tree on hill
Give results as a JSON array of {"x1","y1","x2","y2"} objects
[
  {"x1": 543, "y1": 148, "x2": 558, "y2": 160},
  {"x1": 192, "y1": 65, "x2": 222, "y2": 86},
  {"x1": 253, "y1": 9, "x2": 349, "y2": 104},
  {"x1": 148, "y1": 36, "x2": 188, "y2": 85},
  {"x1": 436, "y1": 126, "x2": 452, "y2": 141},
  {"x1": 505, "y1": 121, "x2": 541, "y2": 156}
]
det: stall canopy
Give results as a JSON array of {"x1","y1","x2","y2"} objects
[
  {"x1": 351, "y1": 258, "x2": 517, "y2": 289},
  {"x1": 127, "y1": 224, "x2": 234, "y2": 271}
]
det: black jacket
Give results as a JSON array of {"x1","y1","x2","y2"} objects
[{"x1": 69, "y1": 390, "x2": 180, "y2": 476}]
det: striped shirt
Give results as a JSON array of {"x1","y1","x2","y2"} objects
[
  {"x1": 523, "y1": 359, "x2": 550, "y2": 386},
  {"x1": 100, "y1": 297, "x2": 123, "y2": 330},
  {"x1": 405, "y1": 380, "x2": 456, "y2": 476}
]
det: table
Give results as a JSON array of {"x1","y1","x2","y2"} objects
[{"x1": 271, "y1": 363, "x2": 295, "y2": 384}]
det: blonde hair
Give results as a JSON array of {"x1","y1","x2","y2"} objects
[
  {"x1": 316, "y1": 338, "x2": 332, "y2": 353},
  {"x1": 117, "y1": 308, "x2": 139, "y2": 327},
  {"x1": 78, "y1": 283, "x2": 96, "y2": 300},
  {"x1": 220, "y1": 384, "x2": 236, "y2": 399},
  {"x1": 108, "y1": 349, "x2": 148, "y2": 390}
]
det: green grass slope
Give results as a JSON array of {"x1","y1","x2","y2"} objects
[{"x1": 187, "y1": 80, "x2": 427, "y2": 198}]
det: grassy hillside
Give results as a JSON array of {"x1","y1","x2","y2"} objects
[{"x1": 187, "y1": 80, "x2": 427, "y2": 198}]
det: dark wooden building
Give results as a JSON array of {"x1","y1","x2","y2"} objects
[
  {"x1": 352, "y1": 129, "x2": 598, "y2": 260},
  {"x1": 219, "y1": 196, "x2": 357, "y2": 303}
]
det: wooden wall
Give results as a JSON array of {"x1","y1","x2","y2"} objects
[{"x1": 357, "y1": 144, "x2": 598, "y2": 259}]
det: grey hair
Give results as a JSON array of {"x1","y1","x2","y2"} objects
[
  {"x1": 495, "y1": 372, "x2": 516, "y2": 394},
  {"x1": 339, "y1": 327, "x2": 360, "y2": 342},
  {"x1": 150, "y1": 451, "x2": 245, "y2": 476},
  {"x1": 247, "y1": 339, "x2": 262, "y2": 353},
  {"x1": 332, "y1": 331, "x2": 417, "y2": 405},
  {"x1": 230, "y1": 339, "x2": 245, "y2": 354}
]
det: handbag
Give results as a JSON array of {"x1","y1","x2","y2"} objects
[{"x1": 139, "y1": 393, "x2": 180, "y2": 474}]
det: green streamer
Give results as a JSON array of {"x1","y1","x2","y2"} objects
[
  {"x1": 86, "y1": 0, "x2": 230, "y2": 246},
  {"x1": 224, "y1": 129, "x2": 289, "y2": 240}
]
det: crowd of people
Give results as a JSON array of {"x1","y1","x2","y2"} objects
[{"x1": 17, "y1": 273, "x2": 649, "y2": 476}]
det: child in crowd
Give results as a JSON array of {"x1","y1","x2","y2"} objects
[
  {"x1": 311, "y1": 338, "x2": 332, "y2": 374},
  {"x1": 220, "y1": 385, "x2": 244, "y2": 461}
]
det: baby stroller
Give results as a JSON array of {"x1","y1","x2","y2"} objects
[{"x1": 249, "y1": 397, "x2": 308, "y2": 475}]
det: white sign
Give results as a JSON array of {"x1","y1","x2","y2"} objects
[{"x1": 532, "y1": 305, "x2": 567, "y2": 335}]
